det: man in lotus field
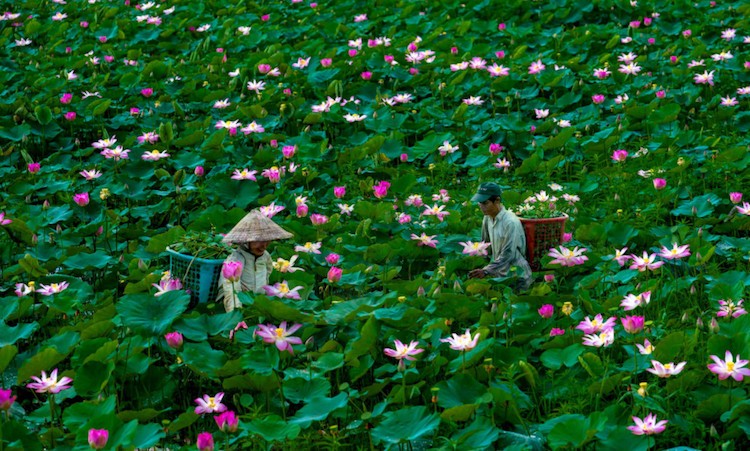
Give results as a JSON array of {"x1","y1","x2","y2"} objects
[{"x1": 468, "y1": 182, "x2": 533, "y2": 291}]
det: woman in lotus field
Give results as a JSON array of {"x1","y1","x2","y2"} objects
[{"x1": 217, "y1": 209, "x2": 293, "y2": 312}]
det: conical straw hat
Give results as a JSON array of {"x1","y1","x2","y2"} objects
[{"x1": 222, "y1": 209, "x2": 293, "y2": 243}]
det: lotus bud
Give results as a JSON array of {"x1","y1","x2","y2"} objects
[
  {"x1": 43, "y1": 199, "x2": 50, "y2": 210},
  {"x1": 31, "y1": 234, "x2": 38, "y2": 245},
  {"x1": 417, "y1": 286, "x2": 425, "y2": 297},
  {"x1": 453, "y1": 279, "x2": 462, "y2": 292},
  {"x1": 696, "y1": 317, "x2": 704, "y2": 329},
  {"x1": 138, "y1": 259, "x2": 148, "y2": 271},
  {"x1": 707, "y1": 318, "x2": 719, "y2": 333}
]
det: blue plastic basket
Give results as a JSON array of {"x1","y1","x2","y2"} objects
[{"x1": 167, "y1": 248, "x2": 225, "y2": 304}]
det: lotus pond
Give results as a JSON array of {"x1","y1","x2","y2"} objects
[{"x1": 2, "y1": 0, "x2": 750, "y2": 449}]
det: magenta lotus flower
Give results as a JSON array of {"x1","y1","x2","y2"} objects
[
  {"x1": 64, "y1": 111, "x2": 76, "y2": 121},
  {"x1": 222, "y1": 261, "x2": 243, "y2": 282},
  {"x1": 327, "y1": 266, "x2": 343, "y2": 283},
  {"x1": 37, "y1": 281, "x2": 70, "y2": 296},
  {"x1": 0, "y1": 388, "x2": 16, "y2": 411},
  {"x1": 215, "y1": 411, "x2": 239, "y2": 433},
  {"x1": 320, "y1": 58, "x2": 332, "y2": 67},
  {"x1": 708, "y1": 351, "x2": 750, "y2": 381},
  {"x1": 538, "y1": 304, "x2": 554, "y2": 319},
  {"x1": 296, "y1": 203, "x2": 308, "y2": 218},
  {"x1": 196, "y1": 432, "x2": 214, "y2": 451},
  {"x1": 26, "y1": 368, "x2": 73, "y2": 394},
  {"x1": 550, "y1": 328, "x2": 565, "y2": 337},
  {"x1": 255, "y1": 321, "x2": 303, "y2": 354},
  {"x1": 194, "y1": 393, "x2": 227, "y2": 415},
  {"x1": 440, "y1": 329, "x2": 479, "y2": 351},
  {"x1": 333, "y1": 186, "x2": 346, "y2": 198},
  {"x1": 653, "y1": 178, "x2": 667, "y2": 190},
  {"x1": 73, "y1": 192, "x2": 90, "y2": 206},
  {"x1": 528, "y1": 59, "x2": 545, "y2": 74},
  {"x1": 60, "y1": 93, "x2": 72, "y2": 104},
  {"x1": 611, "y1": 150, "x2": 628, "y2": 162},
  {"x1": 544, "y1": 274, "x2": 555, "y2": 283},
  {"x1": 165, "y1": 332, "x2": 184, "y2": 349},
  {"x1": 730, "y1": 192, "x2": 742, "y2": 204},
  {"x1": 373, "y1": 180, "x2": 391, "y2": 199},
  {"x1": 620, "y1": 315, "x2": 645, "y2": 333},
  {"x1": 0, "y1": 212, "x2": 12, "y2": 226},
  {"x1": 141, "y1": 88, "x2": 153, "y2": 97},
  {"x1": 282, "y1": 145, "x2": 296, "y2": 158},
  {"x1": 628, "y1": 413, "x2": 667, "y2": 435},
  {"x1": 194, "y1": 166, "x2": 205, "y2": 176},
  {"x1": 576, "y1": 314, "x2": 617, "y2": 334},
  {"x1": 591, "y1": 94, "x2": 605, "y2": 104},
  {"x1": 325, "y1": 253, "x2": 340, "y2": 265},
  {"x1": 310, "y1": 213, "x2": 328, "y2": 225},
  {"x1": 88, "y1": 429, "x2": 109, "y2": 449},
  {"x1": 27, "y1": 162, "x2": 41, "y2": 173},
  {"x1": 646, "y1": 360, "x2": 686, "y2": 378}
]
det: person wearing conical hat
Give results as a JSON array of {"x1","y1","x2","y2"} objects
[{"x1": 217, "y1": 209, "x2": 293, "y2": 312}]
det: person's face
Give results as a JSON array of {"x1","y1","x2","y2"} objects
[
  {"x1": 248, "y1": 241, "x2": 270, "y2": 256},
  {"x1": 479, "y1": 198, "x2": 500, "y2": 217}
]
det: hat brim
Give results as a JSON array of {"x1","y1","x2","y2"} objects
[{"x1": 471, "y1": 193, "x2": 491, "y2": 202}]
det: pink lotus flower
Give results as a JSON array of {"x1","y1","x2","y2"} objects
[
  {"x1": 141, "y1": 88, "x2": 153, "y2": 97},
  {"x1": 459, "y1": 241, "x2": 491, "y2": 256},
  {"x1": 27, "y1": 162, "x2": 40, "y2": 173},
  {"x1": 333, "y1": 186, "x2": 346, "y2": 198},
  {"x1": 0, "y1": 212, "x2": 12, "y2": 226},
  {"x1": 708, "y1": 350, "x2": 750, "y2": 381},
  {"x1": 194, "y1": 393, "x2": 227, "y2": 415},
  {"x1": 591, "y1": 94, "x2": 605, "y2": 104},
  {"x1": 165, "y1": 332, "x2": 183, "y2": 349},
  {"x1": 593, "y1": 68, "x2": 611, "y2": 79},
  {"x1": 282, "y1": 145, "x2": 296, "y2": 158},
  {"x1": 717, "y1": 299, "x2": 746, "y2": 318},
  {"x1": 411, "y1": 233, "x2": 438, "y2": 248},
  {"x1": 194, "y1": 166, "x2": 205, "y2": 176},
  {"x1": 636, "y1": 339, "x2": 655, "y2": 355},
  {"x1": 576, "y1": 314, "x2": 617, "y2": 334},
  {"x1": 320, "y1": 58, "x2": 332, "y2": 67},
  {"x1": 621, "y1": 291, "x2": 651, "y2": 311},
  {"x1": 548, "y1": 246, "x2": 588, "y2": 267},
  {"x1": 544, "y1": 274, "x2": 555, "y2": 283},
  {"x1": 646, "y1": 360, "x2": 686, "y2": 378},
  {"x1": 738, "y1": 202, "x2": 750, "y2": 216},
  {"x1": 310, "y1": 213, "x2": 328, "y2": 225},
  {"x1": 231, "y1": 169, "x2": 257, "y2": 181},
  {"x1": 64, "y1": 111, "x2": 76, "y2": 121},
  {"x1": 296, "y1": 203, "x2": 308, "y2": 218},
  {"x1": 88, "y1": 429, "x2": 109, "y2": 450},
  {"x1": 550, "y1": 328, "x2": 565, "y2": 337},
  {"x1": 629, "y1": 252, "x2": 663, "y2": 271},
  {"x1": 60, "y1": 93, "x2": 72, "y2": 104},
  {"x1": 384, "y1": 339, "x2": 424, "y2": 364},
  {"x1": 730, "y1": 192, "x2": 742, "y2": 204},
  {"x1": 263, "y1": 281, "x2": 303, "y2": 299},
  {"x1": 373, "y1": 180, "x2": 391, "y2": 199},
  {"x1": 528, "y1": 59, "x2": 545, "y2": 75},
  {"x1": 197, "y1": 432, "x2": 214, "y2": 451},
  {"x1": 222, "y1": 261, "x2": 243, "y2": 282},
  {"x1": 653, "y1": 178, "x2": 666, "y2": 190},
  {"x1": 440, "y1": 329, "x2": 479, "y2": 351},
  {"x1": 488, "y1": 143, "x2": 503, "y2": 155},
  {"x1": 658, "y1": 243, "x2": 690, "y2": 260},
  {"x1": 215, "y1": 411, "x2": 239, "y2": 433},
  {"x1": 152, "y1": 278, "x2": 182, "y2": 297},
  {"x1": 611, "y1": 150, "x2": 628, "y2": 162},
  {"x1": 620, "y1": 315, "x2": 645, "y2": 333},
  {"x1": 37, "y1": 281, "x2": 70, "y2": 296},
  {"x1": 327, "y1": 266, "x2": 342, "y2": 283},
  {"x1": 582, "y1": 328, "x2": 615, "y2": 347},
  {"x1": 255, "y1": 321, "x2": 303, "y2": 354},
  {"x1": 422, "y1": 204, "x2": 450, "y2": 222},
  {"x1": 295, "y1": 242, "x2": 322, "y2": 254},
  {"x1": 325, "y1": 253, "x2": 340, "y2": 265},
  {"x1": 538, "y1": 304, "x2": 554, "y2": 318},
  {"x1": 627, "y1": 413, "x2": 667, "y2": 436},
  {"x1": 0, "y1": 388, "x2": 16, "y2": 411},
  {"x1": 361, "y1": 71, "x2": 372, "y2": 80},
  {"x1": 73, "y1": 192, "x2": 90, "y2": 206},
  {"x1": 26, "y1": 368, "x2": 73, "y2": 394}
]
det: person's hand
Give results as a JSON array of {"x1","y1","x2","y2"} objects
[{"x1": 468, "y1": 268, "x2": 486, "y2": 279}]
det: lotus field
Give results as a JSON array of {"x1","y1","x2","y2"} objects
[{"x1": 3, "y1": 0, "x2": 750, "y2": 449}]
